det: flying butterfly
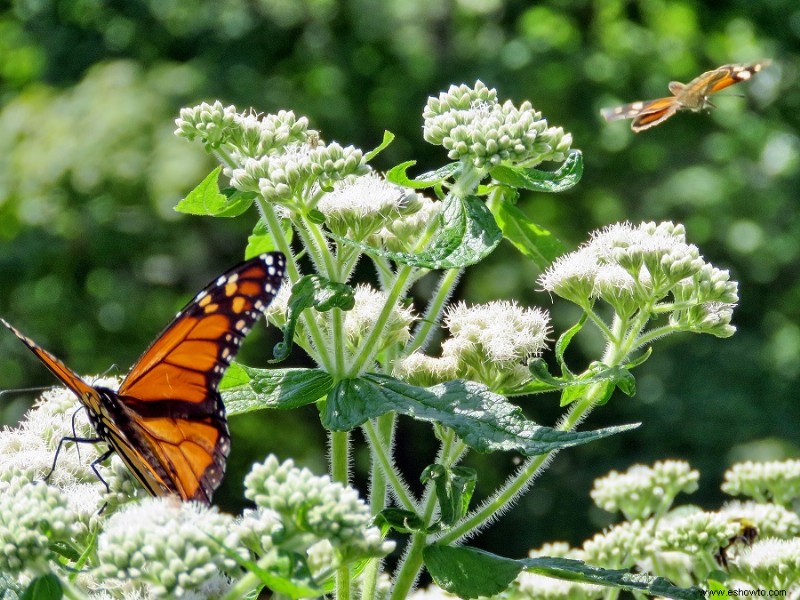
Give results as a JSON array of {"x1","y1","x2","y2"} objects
[
  {"x1": 601, "y1": 61, "x2": 770, "y2": 132},
  {"x1": 2, "y1": 252, "x2": 286, "y2": 505}
]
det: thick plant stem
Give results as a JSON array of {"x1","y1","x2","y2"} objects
[{"x1": 331, "y1": 429, "x2": 352, "y2": 600}]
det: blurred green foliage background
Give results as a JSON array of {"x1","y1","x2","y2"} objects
[{"x1": 1, "y1": 0, "x2": 798, "y2": 559}]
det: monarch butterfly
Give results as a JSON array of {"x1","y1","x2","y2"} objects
[
  {"x1": 601, "y1": 61, "x2": 769, "y2": 132},
  {"x1": 2, "y1": 252, "x2": 286, "y2": 505}
]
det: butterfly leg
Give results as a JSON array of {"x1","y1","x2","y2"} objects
[{"x1": 44, "y1": 435, "x2": 103, "y2": 484}]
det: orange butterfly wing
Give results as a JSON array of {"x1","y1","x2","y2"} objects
[
  {"x1": 3, "y1": 251, "x2": 286, "y2": 504},
  {"x1": 601, "y1": 97, "x2": 680, "y2": 132}
]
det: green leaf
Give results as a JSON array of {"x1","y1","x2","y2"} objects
[
  {"x1": 487, "y1": 191, "x2": 566, "y2": 268},
  {"x1": 424, "y1": 546, "x2": 704, "y2": 600},
  {"x1": 375, "y1": 508, "x2": 427, "y2": 534},
  {"x1": 559, "y1": 378, "x2": 615, "y2": 407},
  {"x1": 324, "y1": 374, "x2": 637, "y2": 455},
  {"x1": 273, "y1": 276, "x2": 356, "y2": 362},
  {"x1": 555, "y1": 313, "x2": 587, "y2": 376},
  {"x1": 174, "y1": 167, "x2": 255, "y2": 217},
  {"x1": 245, "y1": 219, "x2": 292, "y2": 259},
  {"x1": 489, "y1": 150, "x2": 584, "y2": 193},
  {"x1": 521, "y1": 556, "x2": 705, "y2": 600},
  {"x1": 223, "y1": 367, "x2": 333, "y2": 415},
  {"x1": 625, "y1": 346, "x2": 653, "y2": 369},
  {"x1": 421, "y1": 464, "x2": 477, "y2": 526},
  {"x1": 385, "y1": 161, "x2": 460, "y2": 189},
  {"x1": 614, "y1": 368, "x2": 636, "y2": 397},
  {"x1": 333, "y1": 195, "x2": 502, "y2": 269},
  {"x1": 364, "y1": 130, "x2": 395, "y2": 162},
  {"x1": 20, "y1": 574, "x2": 62, "y2": 600},
  {"x1": 424, "y1": 545, "x2": 522, "y2": 598},
  {"x1": 219, "y1": 362, "x2": 251, "y2": 389}
]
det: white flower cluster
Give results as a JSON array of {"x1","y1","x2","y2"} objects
[
  {"x1": 423, "y1": 81, "x2": 572, "y2": 168},
  {"x1": 176, "y1": 102, "x2": 368, "y2": 207},
  {"x1": 175, "y1": 101, "x2": 309, "y2": 157},
  {"x1": 316, "y1": 172, "x2": 425, "y2": 241},
  {"x1": 94, "y1": 498, "x2": 241, "y2": 598},
  {"x1": 244, "y1": 455, "x2": 395, "y2": 567},
  {"x1": 394, "y1": 300, "x2": 550, "y2": 390},
  {"x1": 729, "y1": 538, "x2": 800, "y2": 591},
  {"x1": 539, "y1": 221, "x2": 738, "y2": 338},
  {"x1": 590, "y1": 460, "x2": 699, "y2": 520},
  {"x1": 0, "y1": 472, "x2": 81, "y2": 575},
  {"x1": 722, "y1": 459, "x2": 800, "y2": 506}
]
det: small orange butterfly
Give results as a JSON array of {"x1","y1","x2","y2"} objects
[{"x1": 601, "y1": 61, "x2": 770, "y2": 132}]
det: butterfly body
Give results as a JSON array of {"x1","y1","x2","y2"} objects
[
  {"x1": 3, "y1": 251, "x2": 286, "y2": 504},
  {"x1": 601, "y1": 61, "x2": 769, "y2": 132}
]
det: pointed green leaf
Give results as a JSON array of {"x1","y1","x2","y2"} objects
[
  {"x1": 375, "y1": 508, "x2": 427, "y2": 534},
  {"x1": 489, "y1": 150, "x2": 583, "y2": 193},
  {"x1": 488, "y1": 193, "x2": 565, "y2": 268},
  {"x1": 520, "y1": 556, "x2": 705, "y2": 600},
  {"x1": 20, "y1": 574, "x2": 62, "y2": 600},
  {"x1": 364, "y1": 130, "x2": 395, "y2": 162},
  {"x1": 559, "y1": 378, "x2": 615, "y2": 407},
  {"x1": 273, "y1": 276, "x2": 355, "y2": 362},
  {"x1": 555, "y1": 313, "x2": 587, "y2": 376},
  {"x1": 421, "y1": 464, "x2": 477, "y2": 526},
  {"x1": 174, "y1": 167, "x2": 255, "y2": 217},
  {"x1": 385, "y1": 161, "x2": 460, "y2": 189},
  {"x1": 424, "y1": 546, "x2": 704, "y2": 600},
  {"x1": 332, "y1": 195, "x2": 501, "y2": 269},
  {"x1": 219, "y1": 362, "x2": 251, "y2": 389},
  {"x1": 223, "y1": 367, "x2": 333, "y2": 414},
  {"x1": 424, "y1": 545, "x2": 522, "y2": 598},
  {"x1": 324, "y1": 374, "x2": 637, "y2": 455}
]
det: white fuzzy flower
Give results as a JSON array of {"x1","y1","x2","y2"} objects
[
  {"x1": 729, "y1": 538, "x2": 800, "y2": 591},
  {"x1": 317, "y1": 172, "x2": 420, "y2": 239},
  {"x1": 341, "y1": 284, "x2": 415, "y2": 352},
  {"x1": 444, "y1": 300, "x2": 550, "y2": 366}
]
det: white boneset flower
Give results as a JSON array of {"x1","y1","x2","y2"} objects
[
  {"x1": 174, "y1": 101, "x2": 237, "y2": 149},
  {"x1": 538, "y1": 221, "x2": 739, "y2": 338},
  {"x1": 0, "y1": 471, "x2": 81, "y2": 575},
  {"x1": 722, "y1": 460, "x2": 800, "y2": 506},
  {"x1": 392, "y1": 351, "x2": 459, "y2": 387},
  {"x1": 590, "y1": 460, "x2": 699, "y2": 521},
  {"x1": 656, "y1": 510, "x2": 742, "y2": 556},
  {"x1": 720, "y1": 500, "x2": 800, "y2": 539},
  {"x1": 423, "y1": 81, "x2": 571, "y2": 168},
  {"x1": 582, "y1": 519, "x2": 656, "y2": 569},
  {"x1": 728, "y1": 538, "x2": 800, "y2": 591},
  {"x1": 94, "y1": 497, "x2": 242, "y2": 598},
  {"x1": 444, "y1": 300, "x2": 550, "y2": 368},
  {"x1": 316, "y1": 172, "x2": 420, "y2": 240},
  {"x1": 244, "y1": 455, "x2": 395, "y2": 561},
  {"x1": 374, "y1": 194, "x2": 443, "y2": 253},
  {"x1": 340, "y1": 284, "x2": 415, "y2": 353}
]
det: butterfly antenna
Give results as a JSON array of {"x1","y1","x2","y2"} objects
[{"x1": 0, "y1": 386, "x2": 50, "y2": 397}]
